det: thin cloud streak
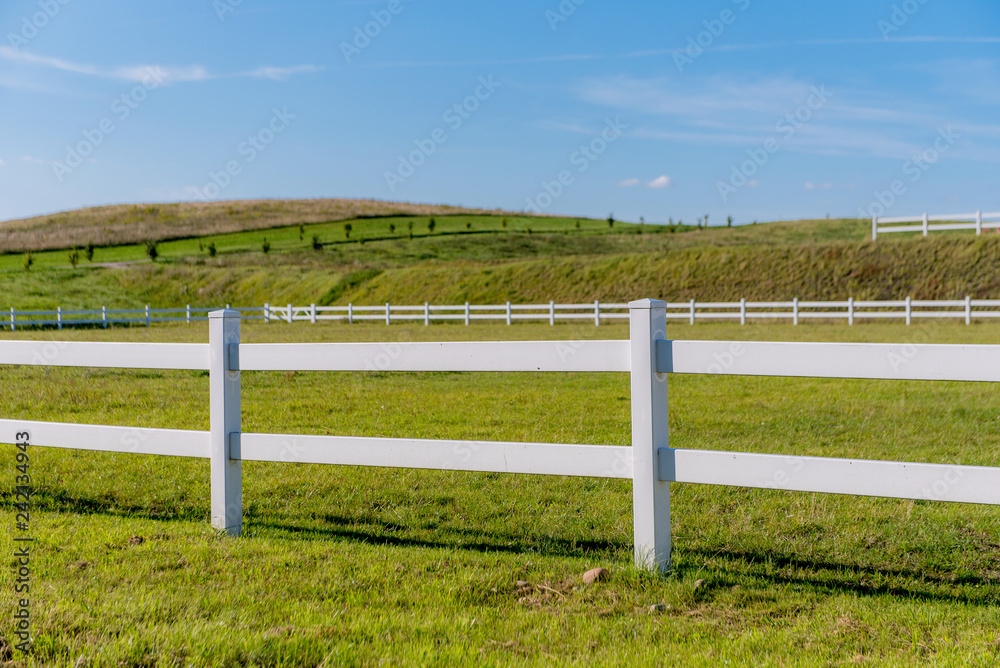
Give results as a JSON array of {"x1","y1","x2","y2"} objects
[
  {"x1": 352, "y1": 36, "x2": 1000, "y2": 69},
  {"x1": 0, "y1": 46, "x2": 321, "y2": 84}
]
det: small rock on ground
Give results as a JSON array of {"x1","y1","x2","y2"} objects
[
  {"x1": 649, "y1": 604, "x2": 671, "y2": 613},
  {"x1": 515, "y1": 580, "x2": 530, "y2": 587},
  {"x1": 583, "y1": 567, "x2": 611, "y2": 584}
]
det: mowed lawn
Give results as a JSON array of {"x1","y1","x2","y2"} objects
[{"x1": 2, "y1": 320, "x2": 1000, "y2": 666}]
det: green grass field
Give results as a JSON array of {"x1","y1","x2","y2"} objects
[{"x1": 2, "y1": 320, "x2": 1000, "y2": 665}]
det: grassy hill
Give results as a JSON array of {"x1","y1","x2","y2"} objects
[
  {"x1": 2, "y1": 200, "x2": 998, "y2": 311},
  {"x1": 0, "y1": 198, "x2": 503, "y2": 254}
]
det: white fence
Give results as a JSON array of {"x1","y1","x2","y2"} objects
[
  {"x1": 3, "y1": 305, "x2": 264, "y2": 330},
  {"x1": 263, "y1": 298, "x2": 1000, "y2": 327},
  {"x1": 872, "y1": 210, "x2": 1000, "y2": 240},
  {"x1": 4, "y1": 300, "x2": 1000, "y2": 573},
  {"x1": 9, "y1": 299, "x2": 1000, "y2": 330}
]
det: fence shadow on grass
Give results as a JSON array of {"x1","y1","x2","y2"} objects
[
  {"x1": 3, "y1": 489, "x2": 207, "y2": 523},
  {"x1": 253, "y1": 513, "x2": 627, "y2": 560},
  {"x1": 681, "y1": 546, "x2": 1000, "y2": 607}
]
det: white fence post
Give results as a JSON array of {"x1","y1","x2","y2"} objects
[
  {"x1": 739, "y1": 298, "x2": 746, "y2": 326},
  {"x1": 966, "y1": 295, "x2": 972, "y2": 326},
  {"x1": 549, "y1": 300, "x2": 555, "y2": 326},
  {"x1": 424, "y1": 302, "x2": 430, "y2": 326},
  {"x1": 57, "y1": 306, "x2": 62, "y2": 330},
  {"x1": 310, "y1": 304, "x2": 316, "y2": 325},
  {"x1": 145, "y1": 305, "x2": 150, "y2": 327},
  {"x1": 905, "y1": 296, "x2": 912, "y2": 325},
  {"x1": 264, "y1": 303, "x2": 270, "y2": 324},
  {"x1": 922, "y1": 212, "x2": 928, "y2": 237},
  {"x1": 10, "y1": 307, "x2": 14, "y2": 332},
  {"x1": 848, "y1": 297, "x2": 854, "y2": 326},
  {"x1": 872, "y1": 216, "x2": 878, "y2": 241},
  {"x1": 976, "y1": 210, "x2": 982, "y2": 235},
  {"x1": 629, "y1": 299, "x2": 671, "y2": 573},
  {"x1": 348, "y1": 303, "x2": 353, "y2": 324},
  {"x1": 506, "y1": 301, "x2": 511, "y2": 326},
  {"x1": 386, "y1": 302, "x2": 391, "y2": 326},
  {"x1": 594, "y1": 300, "x2": 601, "y2": 327},
  {"x1": 689, "y1": 299, "x2": 695, "y2": 325},
  {"x1": 102, "y1": 305, "x2": 107, "y2": 329},
  {"x1": 464, "y1": 301, "x2": 470, "y2": 326},
  {"x1": 286, "y1": 303, "x2": 292, "y2": 324},
  {"x1": 186, "y1": 304, "x2": 191, "y2": 325},
  {"x1": 793, "y1": 298, "x2": 799, "y2": 326},
  {"x1": 209, "y1": 309, "x2": 241, "y2": 536}
]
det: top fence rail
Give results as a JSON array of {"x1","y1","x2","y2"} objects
[
  {"x1": 4, "y1": 297, "x2": 1000, "y2": 330},
  {"x1": 872, "y1": 210, "x2": 1000, "y2": 240}
]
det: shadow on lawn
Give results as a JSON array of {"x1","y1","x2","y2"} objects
[
  {"x1": 254, "y1": 512, "x2": 627, "y2": 559},
  {"x1": 1, "y1": 489, "x2": 206, "y2": 522},
  {"x1": 681, "y1": 546, "x2": 1000, "y2": 606}
]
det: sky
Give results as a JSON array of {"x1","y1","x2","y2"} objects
[{"x1": 0, "y1": 0, "x2": 998, "y2": 225}]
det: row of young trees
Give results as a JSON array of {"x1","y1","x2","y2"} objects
[{"x1": 22, "y1": 214, "x2": 745, "y2": 270}]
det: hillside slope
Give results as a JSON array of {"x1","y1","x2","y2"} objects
[
  {"x1": 334, "y1": 235, "x2": 1000, "y2": 304},
  {"x1": 0, "y1": 198, "x2": 502, "y2": 253},
  {"x1": 3, "y1": 232, "x2": 999, "y2": 311}
]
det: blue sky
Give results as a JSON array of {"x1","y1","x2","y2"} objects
[{"x1": 1, "y1": 0, "x2": 998, "y2": 225}]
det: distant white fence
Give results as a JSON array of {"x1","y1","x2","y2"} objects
[
  {"x1": 260, "y1": 298, "x2": 1000, "y2": 327},
  {"x1": 4, "y1": 300, "x2": 1000, "y2": 574},
  {"x1": 4, "y1": 304, "x2": 263, "y2": 330},
  {"x1": 872, "y1": 210, "x2": 1000, "y2": 240},
  {"x1": 9, "y1": 299, "x2": 997, "y2": 330}
]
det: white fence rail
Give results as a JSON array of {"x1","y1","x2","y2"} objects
[
  {"x1": 3, "y1": 305, "x2": 263, "y2": 330},
  {"x1": 3, "y1": 301, "x2": 1000, "y2": 573},
  {"x1": 9, "y1": 298, "x2": 999, "y2": 330},
  {"x1": 872, "y1": 210, "x2": 1000, "y2": 240}
]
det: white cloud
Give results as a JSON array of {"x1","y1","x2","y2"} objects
[
  {"x1": 618, "y1": 178, "x2": 640, "y2": 187},
  {"x1": 245, "y1": 65, "x2": 323, "y2": 81},
  {"x1": 0, "y1": 46, "x2": 319, "y2": 85},
  {"x1": 646, "y1": 175, "x2": 671, "y2": 188},
  {"x1": 349, "y1": 37, "x2": 1000, "y2": 70},
  {"x1": 20, "y1": 155, "x2": 45, "y2": 164},
  {"x1": 137, "y1": 186, "x2": 210, "y2": 201},
  {"x1": 0, "y1": 158, "x2": 4, "y2": 166},
  {"x1": 579, "y1": 74, "x2": 813, "y2": 118},
  {"x1": 804, "y1": 181, "x2": 833, "y2": 190},
  {"x1": 576, "y1": 72, "x2": 1000, "y2": 160}
]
